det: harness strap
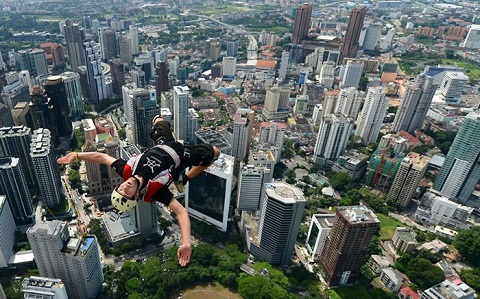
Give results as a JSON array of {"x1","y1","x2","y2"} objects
[{"x1": 153, "y1": 144, "x2": 181, "y2": 168}]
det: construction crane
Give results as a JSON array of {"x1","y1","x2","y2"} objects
[{"x1": 371, "y1": 147, "x2": 387, "y2": 189}]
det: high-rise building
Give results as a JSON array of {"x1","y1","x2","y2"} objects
[
  {"x1": 294, "y1": 94, "x2": 309, "y2": 114},
  {"x1": 27, "y1": 221, "x2": 104, "y2": 299},
  {"x1": 438, "y1": 71, "x2": 468, "y2": 105},
  {"x1": 0, "y1": 157, "x2": 34, "y2": 224},
  {"x1": 248, "y1": 150, "x2": 276, "y2": 184},
  {"x1": 237, "y1": 164, "x2": 265, "y2": 211},
  {"x1": 118, "y1": 35, "x2": 132, "y2": 64},
  {"x1": 335, "y1": 87, "x2": 362, "y2": 119},
  {"x1": 44, "y1": 76, "x2": 72, "y2": 137},
  {"x1": 340, "y1": 6, "x2": 367, "y2": 61},
  {"x1": 305, "y1": 214, "x2": 336, "y2": 262},
  {"x1": 355, "y1": 86, "x2": 388, "y2": 144},
  {"x1": 83, "y1": 41, "x2": 107, "y2": 104},
  {"x1": 319, "y1": 60, "x2": 335, "y2": 88},
  {"x1": 207, "y1": 39, "x2": 220, "y2": 61},
  {"x1": 98, "y1": 28, "x2": 117, "y2": 61},
  {"x1": 29, "y1": 85, "x2": 61, "y2": 147},
  {"x1": 109, "y1": 59, "x2": 125, "y2": 96},
  {"x1": 0, "y1": 195, "x2": 16, "y2": 268},
  {"x1": 392, "y1": 72, "x2": 437, "y2": 133},
  {"x1": 129, "y1": 25, "x2": 139, "y2": 55},
  {"x1": 155, "y1": 61, "x2": 169, "y2": 93},
  {"x1": 134, "y1": 54, "x2": 154, "y2": 81},
  {"x1": 0, "y1": 283, "x2": 6, "y2": 299},
  {"x1": 61, "y1": 72, "x2": 84, "y2": 120},
  {"x1": 292, "y1": 3, "x2": 313, "y2": 45},
  {"x1": 226, "y1": 39, "x2": 239, "y2": 57},
  {"x1": 131, "y1": 68, "x2": 146, "y2": 89},
  {"x1": 0, "y1": 125, "x2": 37, "y2": 187},
  {"x1": 222, "y1": 57, "x2": 236, "y2": 79},
  {"x1": 83, "y1": 134, "x2": 122, "y2": 195},
  {"x1": 173, "y1": 86, "x2": 190, "y2": 141},
  {"x1": 340, "y1": 61, "x2": 364, "y2": 88},
  {"x1": 64, "y1": 20, "x2": 86, "y2": 71},
  {"x1": 278, "y1": 51, "x2": 289, "y2": 81},
  {"x1": 186, "y1": 108, "x2": 199, "y2": 145},
  {"x1": 387, "y1": 152, "x2": 430, "y2": 208},
  {"x1": 18, "y1": 49, "x2": 49, "y2": 78},
  {"x1": 462, "y1": 24, "x2": 480, "y2": 49},
  {"x1": 262, "y1": 87, "x2": 290, "y2": 120},
  {"x1": 231, "y1": 108, "x2": 254, "y2": 162},
  {"x1": 319, "y1": 205, "x2": 380, "y2": 287},
  {"x1": 30, "y1": 128, "x2": 63, "y2": 207},
  {"x1": 242, "y1": 182, "x2": 306, "y2": 265},
  {"x1": 314, "y1": 113, "x2": 354, "y2": 166},
  {"x1": 18, "y1": 70, "x2": 33, "y2": 93},
  {"x1": 22, "y1": 276, "x2": 68, "y2": 299},
  {"x1": 363, "y1": 23, "x2": 382, "y2": 51},
  {"x1": 433, "y1": 111, "x2": 480, "y2": 203},
  {"x1": 258, "y1": 122, "x2": 286, "y2": 150},
  {"x1": 186, "y1": 154, "x2": 234, "y2": 232}
]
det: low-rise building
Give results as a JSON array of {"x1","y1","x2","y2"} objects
[
  {"x1": 421, "y1": 277, "x2": 476, "y2": 299},
  {"x1": 379, "y1": 267, "x2": 404, "y2": 293},
  {"x1": 391, "y1": 227, "x2": 417, "y2": 254},
  {"x1": 331, "y1": 150, "x2": 368, "y2": 181},
  {"x1": 369, "y1": 254, "x2": 391, "y2": 274}
]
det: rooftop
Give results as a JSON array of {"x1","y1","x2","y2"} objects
[
  {"x1": 264, "y1": 182, "x2": 305, "y2": 204},
  {"x1": 337, "y1": 205, "x2": 379, "y2": 225}
]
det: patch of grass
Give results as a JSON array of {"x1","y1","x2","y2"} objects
[
  {"x1": 329, "y1": 284, "x2": 371, "y2": 299},
  {"x1": 194, "y1": 5, "x2": 252, "y2": 15},
  {"x1": 178, "y1": 283, "x2": 241, "y2": 299},
  {"x1": 377, "y1": 213, "x2": 403, "y2": 241},
  {"x1": 441, "y1": 58, "x2": 480, "y2": 81}
]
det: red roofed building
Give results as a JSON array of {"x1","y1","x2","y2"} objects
[
  {"x1": 398, "y1": 287, "x2": 420, "y2": 299},
  {"x1": 399, "y1": 130, "x2": 421, "y2": 148}
]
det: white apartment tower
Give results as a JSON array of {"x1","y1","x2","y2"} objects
[
  {"x1": 314, "y1": 113, "x2": 354, "y2": 165},
  {"x1": 462, "y1": 25, "x2": 480, "y2": 49},
  {"x1": 387, "y1": 152, "x2": 430, "y2": 208},
  {"x1": 222, "y1": 57, "x2": 236, "y2": 78},
  {"x1": 30, "y1": 129, "x2": 63, "y2": 207},
  {"x1": 0, "y1": 157, "x2": 34, "y2": 224},
  {"x1": 237, "y1": 164, "x2": 265, "y2": 211},
  {"x1": 319, "y1": 61, "x2": 335, "y2": 88},
  {"x1": 83, "y1": 41, "x2": 107, "y2": 103},
  {"x1": 363, "y1": 24, "x2": 382, "y2": 51},
  {"x1": 173, "y1": 86, "x2": 190, "y2": 141},
  {"x1": 231, "y1": 108, "x2": 254, "y2": 162},
  {"x1": 335, "y1": 87, "x2": 362, "y2": 119},
  {"x1": 187, "y1": 108, "x2": 199, "y2": 145},
  {"x1": 27, "y1": 221, "x2": 104, "y2": 299},
  {"x1": 0, "y1": 196, "x2": 16, "y2": 268},
  {"x1": 186, "y1": 154, "x2": 234, "y2": 232},
  {"x1": 439, "y1": 71, "x2": 468, "y2": 105},
  {"x1": 341, "y1": 61, "x2": 364, "y2": 88},
  {"x1": 279, "y1": 51, "x2": 289, "y2": 81},
  {"x1": 262, "y1": 87, "x2": 290, "y2": 120},
  {"x1": 248, "y1": 182, "x2": 306, "y2": 265},
  {"x1": 355, "y1": 86, "x2": 388, "y2": 144},
  {"x1": 61, "y1": 71, "x2": 84, "y2": 120},
  {"x1": 22, "y1": 276, "x2": 68, "y2": 299},
  {"x1": 129, "y1": 25, "x2": 139, "y2": 55}
]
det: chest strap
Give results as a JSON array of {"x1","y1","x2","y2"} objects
[{"x1": 153, "y1": 144, "x2": 181, "y2": 169}]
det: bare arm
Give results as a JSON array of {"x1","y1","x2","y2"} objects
[
  {"x1": 168, "y1": 199, "x2": 191, "y2": 267},
  {"x1": 57, "y1": 151, "x2": 117, "y2": 166},
  {"x1": 185, "y1": 165, "x2": 210, "y2": 180}
]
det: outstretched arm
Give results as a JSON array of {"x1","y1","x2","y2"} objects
[
  {"x1": 168, "y1": 199, "x2": 191, "y2": 267},
  {"x1": 185, "y1": 165, "x2": 210, "y2": 180},
  {"x1": 57, "y1": 151, "x2": 117, "y2": 166}
]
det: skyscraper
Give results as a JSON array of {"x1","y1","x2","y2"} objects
[
  {"x1": 173, "y1": 86, "x2": 190, "y2": 141},
  {"x1": 462, "y1": 24, "x2": 480, "y2": 49},
  {"x1": 433, "y1": 111, "x2": 480, "y2": 203},
  {"x1": 186, "y1": 154, "x2": 234, "y2": 232},
  {"x1": 231, "y1": 108, "x2": 254, "y2": 162},
  {"x1": 22, "y1": 277, "x2": 68, "y2": 299},
  {"x1": 243, "y1": 182, "x2": 306, "y2": 265},
  {"x1": 340, "y1": 61, "x2": 364, "y2": 88},
  {"x1": 226, "y1": 39, "x2": 239, "y2": 57},
  {"x1": 335, "y1": 87, "x2": 362, "y2": 119},
  {"x1": 30, "y1": 128, "x2": 63, "y2": 207},
  {"x1": 392, "y1": 72, "x2": 437, "y2": 133},
  {"x1": 132, "y1": 88, "x2": 159, "y2": 148},
  {"x1": 222, "y1": 56, "x2": 236, "y2": 79},
  {"x1": 305, "y1": 214, "x2": 336, "y2": 262},
  {"x1": 387, "y1": 152, "x2": 430, "y2": 208},
  {"x1": 292, "y1": 3, "x2": 313, "y2": 45},
  {"x1": 262, "y1": 87, "x2": 290, "y2": 120},
  {"x1": 355, "y1": 86, "x2": 388, "y2": 144},
  {"x1": 64, "y1": 20, "x2": 86, "y2": 71},
  {"x1": 319, "y1": 60, "x2": 335, "y2": 88},
  {"x1": 362, "y1": 23, "x2": 382, "y2": 51},
  {"x1": 27, "y1": 220, "x2": 104, "y2": 299},
  {"x1": 319, "y1": 205, "x2": 379, "y2": 286},
  {"x1": 61, "y1": 71, "x2": 84, "y2": 120},
  {"x1": 0, "y1": 157, "x2": 34, "y2": 224},
  {"x1": 0, "y1": 195, "x2": 16, "y2": 268},
  {"x1": 117, "y1": 34, "x2": 132, "y2": 64},
  {"x1": 44, "y1": 76, "x2": 72, "y2": 137},
  {"x1": 278, "y1": 51, "x2": 289, "y2": 81},
  {"x1": 186, "y1": 108, "x2": 199, "y2": 145},
  {"x1": 314, "y1": 113, "x2": 354, "y2": 166},
  {"x1": 438, "y1": 71, "x2": 468, "y2": 105},
  {"x1": 237, "y1": 164, "x2": 265, "y2": 211},
  {"x1": 129, "y1": 25, "x2": 139, "y2": 55},
  {"x1": 109, "y1": 59, "x2": 126, "y2": 96},
  {"x1": 98, "y1": 28, "x2": 117, "y2": 61},
  {"x1": 207, "y1": 39, "x2": 220, "y2": 61},
  {"x1": 18, "y1": 49, "x2": 49, "y2": 78},
  {"x1": 155, "y1": 61, "x2": 169, "y2": 93},
  {"x1": 131, "y1": 68, "x2": 146, "y2": 89},
  {"x1": 83, "y1": 41, "x2": 107, "y2": 104},
  {"x1": 340, "y1": 6, "x2": 367, "y2": 61},
  {"x1": 29, "y1": 85, "x2": 61, "y2": 147}
]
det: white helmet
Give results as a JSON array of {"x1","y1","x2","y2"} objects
[{"x1": 111, "y1": 188, "x2": 138, "y2": 212}]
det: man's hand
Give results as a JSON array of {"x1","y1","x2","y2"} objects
[
  {"x1": 177, "y1": 243, "x2": 191, "y2": 267},
  {"x1": 57, "y1": 152, "x2": 76, "y2": 165}
]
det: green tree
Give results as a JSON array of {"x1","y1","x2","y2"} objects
[
  {"x1": 117, "y1": 128, "x2": 126, "y2": 139},
  {"x1": 453, "y1": 226, "x2": 480, "y2": 266},
  {"x1": 459, "y1": 268, "x2": 480, "y2": 293},
  {"x1": 406, "y1": 258, "x2": 444, "y2": 290},
  {"x1": 329, "y1": 172, "x2": 353, "y2": 193}
]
